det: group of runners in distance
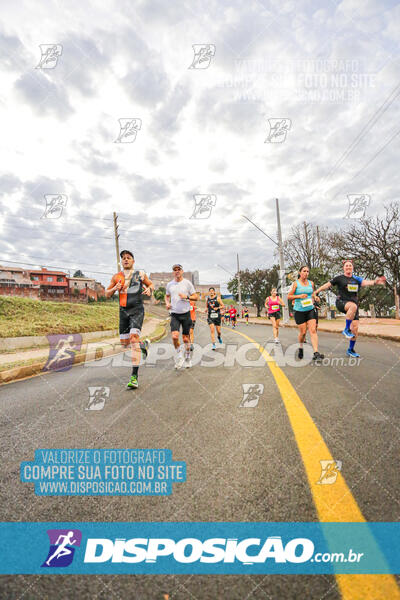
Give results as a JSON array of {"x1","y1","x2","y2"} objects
[{"x1": 106, "y1": 252, "x2": 386, "y2": 388}]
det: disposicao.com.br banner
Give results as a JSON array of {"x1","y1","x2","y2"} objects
[{"x1": 0, "y1": 522, "x2": 399, "y2": 575}]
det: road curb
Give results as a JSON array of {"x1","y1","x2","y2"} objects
[
  {"x1": 0, "y1": 321, "x2": 168, "y2": 385},
  {"x1": 239, "y1": 319, "x2": 400, "y2": 342},
  {"x1": 0, "y1": 329, "x2": 119, "y2": 352}
]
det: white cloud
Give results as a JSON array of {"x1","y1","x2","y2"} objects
[{"x1": 0, "y1": 0, "x2": 399, "y2": 291}]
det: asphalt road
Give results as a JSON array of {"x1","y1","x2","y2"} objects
[{"x1": 1, "y1": 314, "x2": 399, "y2": 599}]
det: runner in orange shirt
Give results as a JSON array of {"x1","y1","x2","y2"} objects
[
  {"x1": 189, "y1": 298, "x2": 197, "y2": 351},
  {"x1": 106, "y1": 250, "x2": 153, "y2": 389}
]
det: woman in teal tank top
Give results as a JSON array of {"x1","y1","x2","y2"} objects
[{"x1": 288, "y1": 266, "x2": 324, "y2": 362}]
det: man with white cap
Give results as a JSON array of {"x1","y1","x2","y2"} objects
[{"x1": 165, "y1": 264, "x2": 198, "y2": 369}]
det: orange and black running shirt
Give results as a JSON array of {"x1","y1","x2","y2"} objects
[{"x1": 116, "y1": 270, "x2": 145, "y2": 311}]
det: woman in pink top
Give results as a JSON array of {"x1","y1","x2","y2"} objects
[{"x1": 264, "y1": 288, "x2": 285, "y2": 344}]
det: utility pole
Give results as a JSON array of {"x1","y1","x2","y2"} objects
[
  {"x1": 304, "y1": 221, "x2": 310, "y2": 264},
  {"x1": 276, "y1": 198, "x2": 289, "y2": 324},
  {"x1": 316, "y1": 225, "x2": 321, "y2": 259},
  {"x1": 113, "y1": 212, "x2": 120, "y2": 272},
  {"x1": 237, "y1": 253, "x2": 243, "y2": 316},
  {"x1": 317, "y1": 224, "x2": 330, "y2": 319}
]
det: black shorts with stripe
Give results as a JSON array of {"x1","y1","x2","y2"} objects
[
  {"x1": 119, "y1": 306, "x2": 145, "y2": 338},
  {"x1": 170, "y1": 311, "x2": 192, "y2": 335}
]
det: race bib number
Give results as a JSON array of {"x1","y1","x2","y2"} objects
[
  {"x1": 301, "y1": 298, "x2": 313, "y2": 308},
  {"x1": 271, "y1": 305, "x2": 279, "y2": 311},
  {"x1": 210, "y1": 311, "x2": 218, "y2": 318},
  {"x1": 347, "y1": 284, "x2": 358, "y2": 292}
]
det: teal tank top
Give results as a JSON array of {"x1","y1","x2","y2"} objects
[{"x1": 293, "y1": 280, "x2": 314, "y2": 312}]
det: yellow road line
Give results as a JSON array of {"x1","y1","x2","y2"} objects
[{"x1": 231, "y1": 327, "x2": 400, "y2": 600}]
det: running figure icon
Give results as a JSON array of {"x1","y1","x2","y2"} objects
[{"x1": 45, "y1": 531, "x2": 77, "y2": 566}]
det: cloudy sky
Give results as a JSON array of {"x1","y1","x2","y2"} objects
[{"x1": 1, "y1": 0, "x2": 399, "y2": 290}]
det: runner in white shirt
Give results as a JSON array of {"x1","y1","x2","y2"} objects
[{"x1": 165, "y1": 264, "x2": 198, "y2": 369}]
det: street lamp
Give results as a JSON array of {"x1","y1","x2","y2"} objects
[{"x1": 242, "y1": 201, "x2": 289, "y2": 324}]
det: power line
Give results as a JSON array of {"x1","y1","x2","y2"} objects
[
  {"x1": 0, "y1": 258, "x2": 114, "y2": 277},
  {"x1": 0, "y1": 252, "x2": 116, "y2": 270},
  {"x1": 3, "y1": 213, "x2": 113, "y2": 225},
  {"x1": 349, "y1": 127, "x2": 400, "y2": 182},
  {"x1": 1, "y1": 223, "x2": 113, "y2": 240},
  {"x1": 323, "y1": 80, "x2": 400, "y2": 184},
  {"x1": 332, "y1": 126, "x2": 400, "y2": 199}
]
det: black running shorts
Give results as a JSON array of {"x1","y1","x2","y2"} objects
[
  {"x1": 119, "y1": 306, "x2": 145, "y2": 339},
  {"x1": 294, "y1": 309, "x2": 316, "y2": 325},
  {"x1": 336, "y1": 299, "x2": 359, "y2": 320},
  {"x1": 170, "y1": 311, "x2": 192, "y2": 335},
  {"x1": 207, "y1": 316, "x2": 221, "y2": 326},
  {"x1": 268, "y1": 311, "x2": 281, "y2": 320}
]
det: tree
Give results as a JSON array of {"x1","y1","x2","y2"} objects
[
  {"x1": 358, "y1": 286, "x2": 395, "y2": 317},
  {"x1": 153, "y1": 286, "x2": 166, "y2": 302},
  {"x1": 329, "y1": 202, "x2": 400, "y2": 318},
  {"x1": 73, "y1": 270, "x2": 85, "y2": 277},
  {"x1": 228, "y1": 266, "x2": 280, "y2": 316},
  {"x1": 282, "y1": 222, "x2": 333, "y2": 271}
]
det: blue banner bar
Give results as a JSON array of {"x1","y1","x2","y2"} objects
[{"x1": 0, "y1": 522, "x2": 399, "y2": 574}]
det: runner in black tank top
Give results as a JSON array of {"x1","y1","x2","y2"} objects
[
  {"x1": 204, "y1": 287, "x2": 223, "y2": 350},
  {"x1": 106, "y1": 250, "x2": 154, "y2": 389}
]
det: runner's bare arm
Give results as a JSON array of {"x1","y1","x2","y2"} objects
[
  {"x1": 179, "y1": 291, "x2": 198, "y2": 300},
  {"x1": 165, "y1": 294, "x2": 171, "y2": 309},
  {"x1": 361, "y1": 276, "x2": 386, "y2": 287},
  {"x1": 287, "y1": 282, "x2": 299, "y2": 301},
  {"x1": 105, "y1": 275, "x2": 120, "y2": 298},
  {"x1": 142, "y1": 274, "x2": 154, "y2": 296},
  {"x1": 314, "y1": 281, "x2": 332, "y2": 295}
]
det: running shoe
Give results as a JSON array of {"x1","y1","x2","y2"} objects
[
  {"x1": 127, "y1": 375, "x2": 138, "y2": 389},
  {"x1": 212, "y1": 343, "x2": 216, "y2": 351},
  {"x1": 346, "y1": 349, "x2": 360, "y2": 358},
  {"x1": 313, "y1": 351, "x2": 324, "y2": 361},
  {"x1": 298, "y1": 348, "x2": 304, "y2": 359},
  {"x1": 140, "y1": 338, "x2": 150, "y2": 358},
  {"x1": 218, "y1": 337, "x2": 222, "y2": 344},
  {"x1": 274, "y1": 338, "x2": 280, "y2": 344},
  {"x1": 174, "y1": 352, "x2": 185, "y2": 370},
  {"x1": 190, "y1": 344, "x2": 194, "y2": 352},
  {"x1": 184, "y1": 356, "x2": 192, "y2": 368},
  {"x1": 342, "y1": 328, "x2": 354, "y2": 339}
]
